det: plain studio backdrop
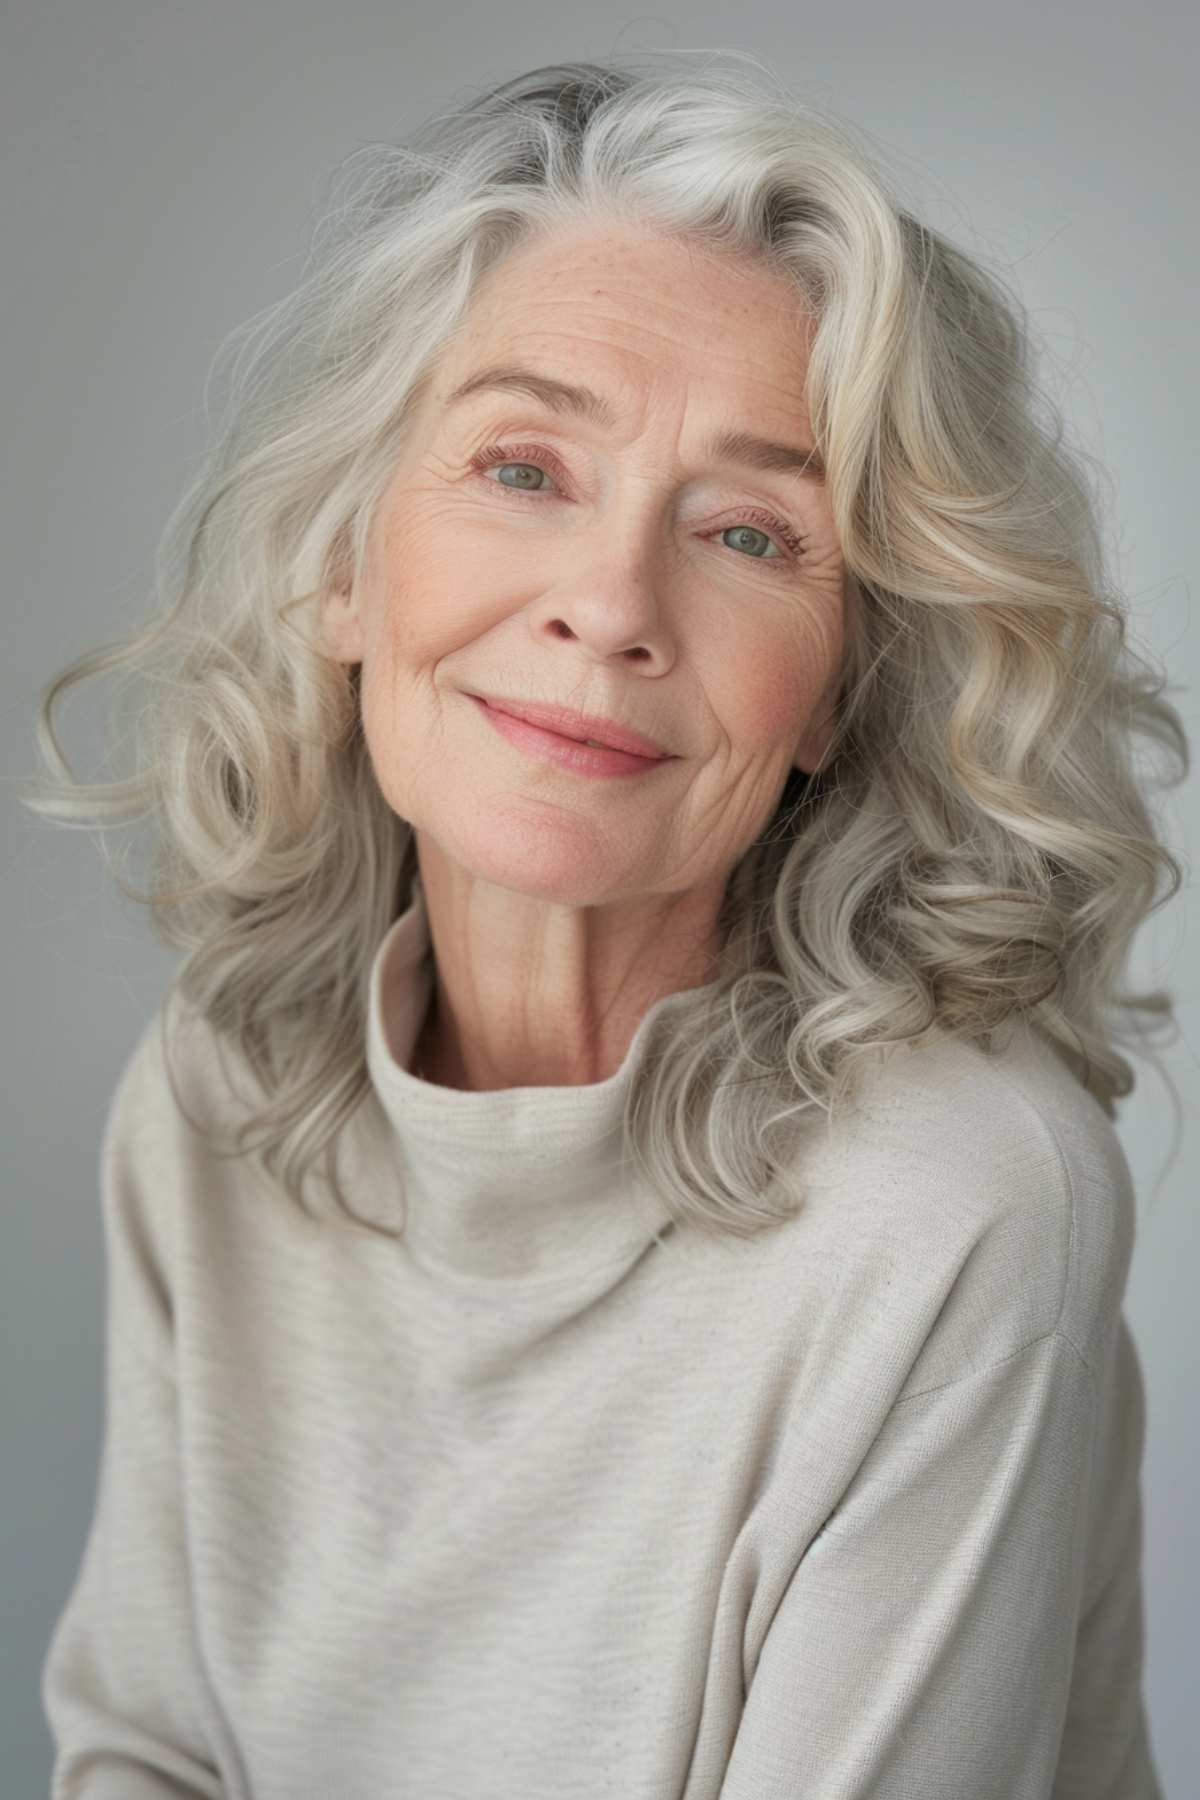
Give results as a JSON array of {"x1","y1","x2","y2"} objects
[{"x1": 2, "y1": 3, "x2": 1196, "y2": 1793}]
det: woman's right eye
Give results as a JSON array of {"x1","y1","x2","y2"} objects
[{"x1": 469, "y1": 442, "x2": 564, "y2": 492}]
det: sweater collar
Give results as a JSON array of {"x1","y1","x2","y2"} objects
[{"x1": 364, "y1": 871, "x2": 719, "y2": 1284}]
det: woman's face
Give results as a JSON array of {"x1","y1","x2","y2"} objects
[{"x1": 323, "y1": 220, "x2": 847, "y2": 910}]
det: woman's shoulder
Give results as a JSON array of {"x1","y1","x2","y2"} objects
[
  {"x1": 105, "y1": 986, "x2": 272, "y2": 1151},
  {"x1": 813, "y1": 1014, "x2": 1132, "y2": 1218},
  {"x1": 788, "y1": 1017, "x2": 1137, "y2": 1393}
]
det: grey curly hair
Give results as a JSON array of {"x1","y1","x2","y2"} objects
[{"x1": 20, "y1": 51, "x2": 1190, "y2": 1239}]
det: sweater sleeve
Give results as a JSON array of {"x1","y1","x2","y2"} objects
[
  {"x1": 718, "y1": 1326, "x2": 1163, "y2": 1800},
  {"x1": 40, "y1": 1022, "x2": 229, "y2": 1799}
]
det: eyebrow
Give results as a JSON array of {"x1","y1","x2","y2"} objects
[{"x1": 444, "y1": 363, "x2": 827, "y2": 486}]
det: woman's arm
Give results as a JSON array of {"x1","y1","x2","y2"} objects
[
  {"x1": 717, "y1": 1323, "x2": 1162, "y2": 1800},
  {"x1": 40, "y1": 1026, "x2": 231, "y2": 1799}
]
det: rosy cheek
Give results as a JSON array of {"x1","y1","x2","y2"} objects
[{"x1": 726, "y1": 657, "x2": 812, "y2": 750}]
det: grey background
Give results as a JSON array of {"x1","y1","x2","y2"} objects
[{"x1": 3, "y1": 3, "x2": 1196, "y2": 1791}]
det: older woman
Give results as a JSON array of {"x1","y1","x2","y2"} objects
[{"x1": 33, "y1": 54, "x2": 1181, "y2": 1800}]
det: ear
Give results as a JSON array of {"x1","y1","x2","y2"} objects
[{"x1": 320, "y1": 581, "x2": 366, "y2": 666}]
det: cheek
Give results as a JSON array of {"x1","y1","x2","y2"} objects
[
  {"x1": 704, "y1": 578, "x2": 845, "y2": 763},
  {"x1": 713, "y1": 638, "x2": 818, "y2": 752},
  {"x1": 376, "y1": 506, "x2": 503, "y2": 648}
]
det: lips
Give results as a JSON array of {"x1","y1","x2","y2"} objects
[{"x1": 470, "y1": 693, "x2": 672, "y2": 760}]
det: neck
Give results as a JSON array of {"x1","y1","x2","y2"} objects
[{"x1": 407, "y1": 839, "x2": 726, "y2": 1093}]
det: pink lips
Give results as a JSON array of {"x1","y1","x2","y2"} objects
[
  {"x1": 469, "y1": 694, "x2": 675, "y2": 778},
  {"x1": 470, "y1": 692, "x2": 671, "y2": 760}
]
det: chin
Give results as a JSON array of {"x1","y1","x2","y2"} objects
[{"x1": 438, "y1": 830, "x2": 641, "y2": 909}]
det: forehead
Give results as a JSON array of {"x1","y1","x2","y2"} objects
[
  {"x1": 444, "y1": 223, "x2": 812, "y2": 383},
  {"x1": 467, "y1": 219, "x2": 802, "y2": 308},
  {"x1": 430, "y1": 226, "x2": 820, "y2": 464}
]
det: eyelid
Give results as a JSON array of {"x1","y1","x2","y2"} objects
[{"x1": 467, "y1": 437, "x2": 810, "y2": 566}]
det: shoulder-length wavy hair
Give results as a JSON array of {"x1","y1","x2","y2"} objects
[{"x1": 20, "y1": 51, "x2": 1190, "y2": 1240}]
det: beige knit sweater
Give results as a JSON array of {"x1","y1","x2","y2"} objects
[{"x1": 42, "y1": 874, "x2": 1163, "y2": 1797}]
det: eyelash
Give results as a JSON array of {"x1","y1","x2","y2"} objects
[{"x1": 467, "y1": 440, "x2": 810, "y2": 570}]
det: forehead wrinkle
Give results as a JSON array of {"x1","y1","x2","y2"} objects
[{"x1": 442, "y1": 362, "x2": 826, "y2": 487}]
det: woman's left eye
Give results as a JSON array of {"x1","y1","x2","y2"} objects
[{"x1": 467, "y1": 442, "x2": 809, "y2": 568}]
